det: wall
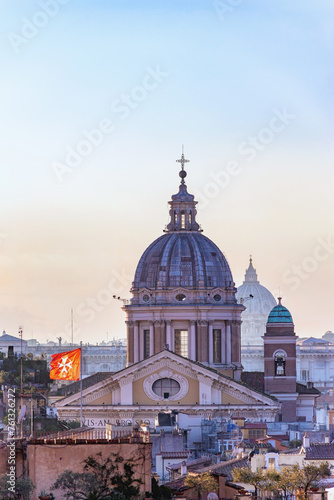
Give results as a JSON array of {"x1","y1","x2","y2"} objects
[
  {"x1": 151, "y1": 431, "x2": 185, "y2": 465},
  {"x1": 251, "y1": 452, "x2": 304, "y2": 472},
  {"x1": 26, "y1": 441, "x2": 151, "y2": 500}
]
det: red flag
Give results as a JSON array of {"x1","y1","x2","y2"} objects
[{"x1": 50, "y1": 348, "x2": 81, "y2": 381}]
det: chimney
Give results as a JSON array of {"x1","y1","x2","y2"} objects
[
  {"x1": 325, "y1": 435, "x2": 330, "y2": 444},
  {"x1": 306, "y1": 381, "x2": 314, "y2": 389},
  {"x1": 181, "y1": 460, "x2": 187, "y2": 476},
  {"x1": 303, "y1": 432, "x2": 310, "y2": 449}
]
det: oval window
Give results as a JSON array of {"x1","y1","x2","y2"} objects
[
  {"x1": 143, "y1": 294, "x2": 150, "y2": 302},
  {"x1": 152, "y1": 378, "x2": 180, "y2": 398},
  {"x1": 213, "y1": 294, "x2": 221, "y2": 302},
  {"x1": 176, "y1": 294, "x2": 186, "y2": 301}
]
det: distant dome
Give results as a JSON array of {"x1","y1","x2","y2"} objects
[
  {"x1": 133, "y1": 232, "x2": 233, "y2": 290},
  {"x1": 268, "y1": 299, "x2": 293, "y2": 324},
  {"x1": 237, "y1": 258, "x2": 277, "y2": 346},
  {"x1": 236, "y1": 258, "x2": 276, "y2": 314}
]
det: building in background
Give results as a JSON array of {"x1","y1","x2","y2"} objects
[{"x1": 236, "y1": 257, "x2": 276, "y2": 348}]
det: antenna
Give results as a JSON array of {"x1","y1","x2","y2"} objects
[
  {"x1": 19, "y1": 325, "x2": 23, "y2": 437},
  {"x1": 71, "y1": 308, "x2": 74, "y2": 345}
]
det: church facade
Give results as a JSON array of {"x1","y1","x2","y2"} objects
[{"x1": 54, "y1": 154, "x2": 283, "y2": 434}]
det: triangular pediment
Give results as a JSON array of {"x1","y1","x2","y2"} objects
[{"x1": 54, "y1": 349, "x2": 278, "y2": 408}]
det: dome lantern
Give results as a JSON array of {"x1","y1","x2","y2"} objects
[
  {"x1": 165, "y1": 150, "x2": 201, "y2": 232},
  {"x1": 243, "y1": 256, "x2": 259, "y2": 284}
]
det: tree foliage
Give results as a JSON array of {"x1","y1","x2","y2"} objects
[
  {"x1": 52, "y1": 451, "x2": 143, "y2": 500},
  {"x1": 151, "y1": 477, "x2": 172, "y2": 499},
  {"x1": 184, "y1": 472, "x2": 217, "y2": 500},
  {"x1": 292, "y1": 462, "x2": 331, "y2": 497},
  {"x1": 232, "y1": 467, "x2": 266, "y2": 497},
  {"x1": 232, "y1": 462, "x2": 331, "y2": 499},
  {"x1": 0, "y1": 476, "x2": 35, "y2": 500}
]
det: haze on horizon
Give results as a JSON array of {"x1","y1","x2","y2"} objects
[{"x1": 0, "y1": 0, "x2": 333, "y2": 345}]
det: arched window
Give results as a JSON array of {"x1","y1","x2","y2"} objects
[
  {"x1": 274, "y1": 350, "x2": 286, "y2": 376},
  {"x1": 174, "y1": 329, "x2": 188, "y2": 357},
  {"x1": 181, "y1": 210, "x2": 185, "y2": 229}
]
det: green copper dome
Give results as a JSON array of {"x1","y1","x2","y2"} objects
[{"x1": 267, "y1": 298, "x2": 293, "y2": 323}]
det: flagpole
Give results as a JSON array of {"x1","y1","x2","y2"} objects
[{"x1": 80, "y1": 341, "x2": 83, "y2": 427}]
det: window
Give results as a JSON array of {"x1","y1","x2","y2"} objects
[
  {"x1": 152, "y1": 378, "x2": 180, "y2": 398},
  {"x1": 189, "y1": 211, "x2": 192, "y2": 224},
  {"x1": 181, "y1": 210, "x2": 185, "y2": 229},
  {"x1": 174, "y1": 211, "x2": 177, "y2": 224},
  {"x1": 143, "y1": 329, "x2": 150, "y2": 359},
  {"x1": 176, "y1": 294, "x2": 186, "y2": 301},
  {"x1": 213, "y1": 329, "x2": 222, "y2": 363},
  {"x1": 302, "y1": 370, "x2": 309, "y2": 381},
  {"x1": 248, "y1": 428, "x2": 266, "y2": 439},
  {"x1": 274, "y1": 351, "x2": 286, "y2": 376},
  {"x1": 268, "y1": 457, "x2": 276, "y2": 470},
  {"x1": 174, "y1": 329, "x2": 188, "y2": 357}
]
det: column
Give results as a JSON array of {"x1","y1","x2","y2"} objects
[
  {"x1": 226, "y1": 320, "x2": 232, "y2": 364},
  {"x1": 197, "y1": 320, "x2": 209, "y2": 363},
  {"x1": 139, "y1": 328, "x2": 144, "y2": 361},
  {"x1": 126, "y1": 321, "x2": 134, "y2": 365},
  {"x1": 149, "y1": 322, "x2": 154, "y2": 356},
  {"x1": 190, "y1": 321, "x2": 196, "y2": 361},
  {"x1": 134, "y1": 321, "x2": 139, "y2": 363},
  {"x1": 120, "y1": 375, "x2": 134, "y2": 405},
  {"x1": 170, "y1": 323, "x2": 175, "y2": 351},
  {"x1": 208, "y1": 321, "x2": 213, "y2": 364},
  {"x1": 221, "y1": 321, "x2": 226, "y2": 364},
  {"x1": 166, "y1": 321, "x2": 172, "y2": 350},
  {"x1": 198, "y1": 375, "x2": 213, "y2": 404},
  {"x1": 232, "y1": 320, "x2": 241, "y2": 364},
  {"x1": 154, "y1": 321, "x2": 165, "y2": 352}
]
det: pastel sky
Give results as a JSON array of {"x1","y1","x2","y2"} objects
[{"x1": 0, "y1": 0, "x2": 333, "y2": 344}]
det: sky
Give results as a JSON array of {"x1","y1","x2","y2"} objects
[{"x1": 0, "y1": 0, "x2": 333, "y2": 344}]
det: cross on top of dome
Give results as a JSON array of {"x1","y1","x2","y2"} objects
[{"x1": 176, "y1": 146, "x2": 190, "y2": 185}]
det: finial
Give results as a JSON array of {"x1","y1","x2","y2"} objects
[
  {"x1": 176, "y1": 146, "x2": 190, "y2": 184},
  {"x1": 249, "y1": 254, "x2": 252, "y2": 264},
  {"x1": 278, "y1": 297, "x2": 282, "y2": 305}
]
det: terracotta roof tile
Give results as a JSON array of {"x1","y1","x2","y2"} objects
[
  {"x1": 197, "y1": 457, "x2": 250, "y2": 481},
  {"x1": 158, "y1": 451, "x2": 190, "y2": 459},
  {"x1": 305, "y1": 443, "x2": 334, "y2": 460}
]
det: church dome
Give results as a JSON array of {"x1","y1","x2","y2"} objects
[
  {"x1": 267, "y1": 298, "x2": 293, "y2": 324},
  {"x1": 132, "y1": 151, "x2": 234, "y2": 291},
  {"x1": 133, "y1": 232, "x2": 233, "y2": 290},
  {"x1": 236, "y1": 258, "x2": 276, "y2": 314}
]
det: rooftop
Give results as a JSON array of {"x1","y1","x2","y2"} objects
[
  {"x1": 267, "y1": 298, "x2": 293, "y2": 324},
  {"x1": 305, "y1": 443, "x2": 334, "y2": 460}
]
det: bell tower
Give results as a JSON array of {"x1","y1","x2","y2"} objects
[{"x1": 263, "y1": 298, "x2": 298, "y2": 422}]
